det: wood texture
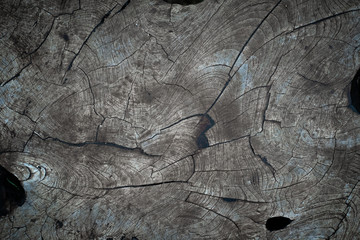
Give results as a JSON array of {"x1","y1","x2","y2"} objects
[{"x1": 0, "y1": 0, "x2": 360, "y2": 239}]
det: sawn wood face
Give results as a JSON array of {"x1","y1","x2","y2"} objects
[{"x1": 0, "y1": 0, "x2": 359, "y2": 239}]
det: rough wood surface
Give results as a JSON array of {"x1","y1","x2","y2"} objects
[{"x1": 1, "y1": 0, "x2": 360, "y2": 239}]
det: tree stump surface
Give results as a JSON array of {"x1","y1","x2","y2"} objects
[{"x1": 0, "y1": 0, "x2": 360, "y2": 239}]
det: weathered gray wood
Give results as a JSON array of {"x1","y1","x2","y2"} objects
[{"x1": 1, "y1": 0, "x2": 360, "y2": 239}]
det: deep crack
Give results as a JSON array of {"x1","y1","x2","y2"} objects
[
  {"x1": 205, "y1": 0, "x2": 282, "y2": 114},
  {"x1": 66, "y1": 0, "x2": 131, "y2": 72}
]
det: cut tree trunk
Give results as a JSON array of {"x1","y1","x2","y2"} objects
[{"x1": 1, "y1": 0, "x2": 360, "y2": 239}]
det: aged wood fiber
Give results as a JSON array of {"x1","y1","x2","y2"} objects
[{"x1": 1, "y1": 0, "x2": 360, "y2": 239}]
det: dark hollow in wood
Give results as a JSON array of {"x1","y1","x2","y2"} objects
[
  {"x1": 222, "y1": 197, "x2": 238, "y2": 202},
  {"x1": 266, "y1": 217, "x2": 293, "y2": 232},
  {"x1": 350, "y1": 68, "x2": 360, "y2": 113},
  {"x1": 196, "y1": 114, "x2": 215, "y2": 149},
  {"x1": 0, "y1": 165, "x2": 26, "y2": 217}
]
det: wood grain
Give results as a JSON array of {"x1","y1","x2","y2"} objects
[{"x1": 0, "y1": 0, "x2": 360, "y2": 239}]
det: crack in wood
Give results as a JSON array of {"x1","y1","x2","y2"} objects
[
  {"x1": 326, "y1": 180, "x2": 360, "y2": 239},
  {"x1": 293, "y1": 9, "x2": 360, "y2": 31},
  {"x1": 114, "y1": 0, "x2": 131, "y2": 15},
  {"x1": 249, "y1": 136, "x2": 276, "y2": 178},
  {"x1": 33, "y1": 133, "x2": 160, "y2": 157},
  {"x1": 205, "y1": 0, "x2": 283, "y2": 114},
  {"x1": 1, "y1": 62, "x2": 32, "y2": 87},
  {"x1": 93, "y1": 180, "x2": 188, "y2": 190},
  {"x1": 66, "y1": 0, "x2": 131, "y2": 72},
  {"x1": 185, "y1": 194, "x2": 242, "y2": 233}
]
